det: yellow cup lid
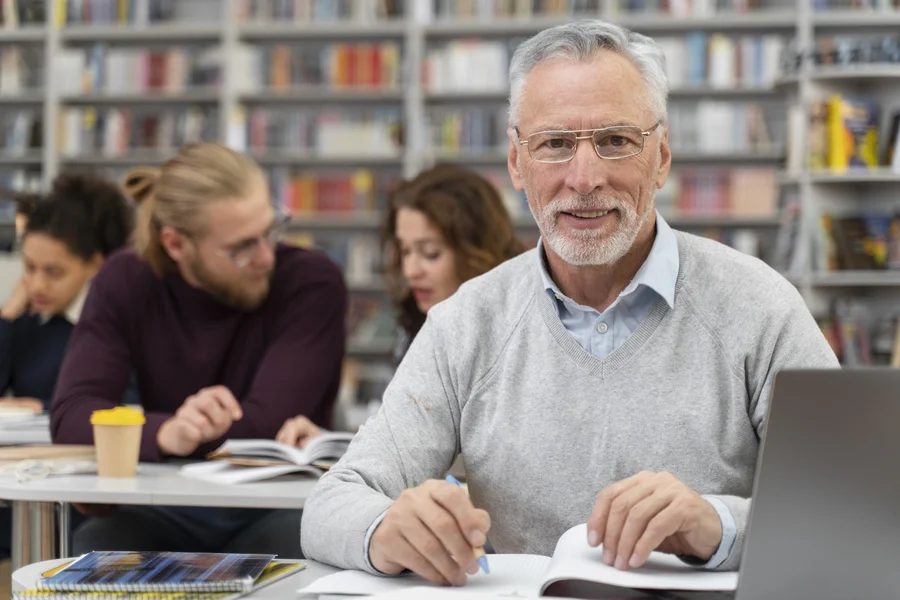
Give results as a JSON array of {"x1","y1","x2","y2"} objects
[{"x1": 90, "y1": 406, "x2": 145, "y2": 426}]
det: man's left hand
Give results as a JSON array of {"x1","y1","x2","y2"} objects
[{"x1": 586, "y1": 471, "x2": 722, "y2": 570}]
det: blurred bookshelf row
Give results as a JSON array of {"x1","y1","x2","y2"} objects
[{"x1": 4, "y1": 0, "x2": 900, "y2": 425}]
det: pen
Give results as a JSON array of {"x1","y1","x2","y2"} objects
[{"x1": 445, "y1": 474, "x2": 490, "y2": 574}]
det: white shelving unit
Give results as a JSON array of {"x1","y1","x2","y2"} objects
[{"x1": 3, "y1": 0, "x2": 900, "y2": 360}]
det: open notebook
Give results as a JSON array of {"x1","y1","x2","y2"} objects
[
  {"x1": 297, "y1": 524, "x2": 738, "y2": 597},
  {"x1": 179, "y1": 432, "x2": 355, "y2": 484}
]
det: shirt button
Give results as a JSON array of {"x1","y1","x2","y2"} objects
[
  {"x1": 596, "y1": 322, "x2": 609, "y2": 334},
  {"x1": 555, "y1": 293, "x2": 563, "y2": 301}
]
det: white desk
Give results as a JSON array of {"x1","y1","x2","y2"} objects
[
  {"x1": 13, "y1": 557, "x2": 341, "y2": 597},
  {"x1": 0, "y1": 462, "x2": 318, "y2": 571}
]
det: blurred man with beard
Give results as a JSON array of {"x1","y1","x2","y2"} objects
[
  {"x1": 300, "y1": 20, "x2": 838, "y2": 587},
  {"x1": 51, "y1": 143, "x2": 346, "y2": 557}
]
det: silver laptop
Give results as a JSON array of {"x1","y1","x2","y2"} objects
[{"x1": 667, "y1": 368, "x2": 900, "y2": 600}]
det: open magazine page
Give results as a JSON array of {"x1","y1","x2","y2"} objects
[{"x1": 540, "y1": 524, "x2": 738, "y2": 593}]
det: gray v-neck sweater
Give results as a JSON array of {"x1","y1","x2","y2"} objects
[{"x1": 301, "y1": 232, "x2": 838, "y2": 572}]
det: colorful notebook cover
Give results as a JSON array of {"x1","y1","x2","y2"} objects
[
  {"x1": 16, "y1": 561, "x2": 306, "y2": 600},
  {"x1": 34, "y1": 552, "x2": 275, "y2": 593}
]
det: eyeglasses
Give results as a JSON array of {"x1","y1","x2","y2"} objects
[
  {"x1": 515, "y1": 121, "x2": 661, "y2": 164},
  {"x1": 214, "y1": 211, "x2": 291, "y2": 269}
]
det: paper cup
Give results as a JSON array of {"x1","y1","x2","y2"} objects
[{"x1": 90, "y1": 407, "x2": 145, "y2": 478}]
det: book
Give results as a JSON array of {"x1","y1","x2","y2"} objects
[
  {"x1": 179, "y1": 432, "x2": 355, "y2": 484},
  {"x1": 296, "y1": 524, "x2": 738, "y2": 598},
  {"x1": 827, "y1": 94, "x2": 880, "y2": 172},
  {"x1": 15, "y1": 560, "x2": 306, "y2": 600},
  {"x1": 34, "y1": 552, "x2": 275, "y2": 594}
]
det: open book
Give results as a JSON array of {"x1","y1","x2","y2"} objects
[
  {"x1": 179, "y1": 432, "x2": 355, "y2": 484},
  {"x1": 297, "y1": 524, "x2": 738, "y2": 597}
]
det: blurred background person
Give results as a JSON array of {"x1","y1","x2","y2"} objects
[
  {"x1": 383, "y1": 165, "x2": 525, "y2": 361},
  {"x1": 0, "y1": 173, "x2": 135, "y2": 413}
]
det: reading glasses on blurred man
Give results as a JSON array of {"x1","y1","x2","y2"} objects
[
  {"x1": 515, "y1": 121, "x2": 661, "y2": 163},
  {"x1": 216, "y1": 210, "x2": 291, "y2": 269}
]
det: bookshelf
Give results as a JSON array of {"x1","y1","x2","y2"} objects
[{"x1": 3, "y1": 0, "x2": 900, "y2": 400}]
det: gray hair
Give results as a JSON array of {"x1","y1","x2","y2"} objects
[{"x1": 508, "y1": 19, "x2": 669, "y2": 127}]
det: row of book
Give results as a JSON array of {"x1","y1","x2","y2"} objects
[
  {"x1": 238, "y1": 108, "x2": 402, "y2": 158},
  {"x1": 783, "y1": 34, "x2": 900, "y2": 74},
  {"x1": 55, "y1": 45, "x2": 221, "y2": 96},
  {"x1": 270, "y1": 168, "x2": 396, "y2": 215},
  {"x1": 62, "y1": 0, "x2": 179, "y2": 24},
  {"x1": 819, "y1": 213, "x2": 900, "y2": 272},
  {"x1": 668, "y1": 101, "x2": 780, "y2": 153},
  {"x1": 818, "y1": 299, "x2": 900, "y2": 368},
  {"x1": 57, "y1": 107, "x2": 217, "y2": 157},
  {"x1": 0, "y1": 46, "x2": 42, "y2": 95},
  {"x1": 2, "y1": 111, "x2": 40, "y2": 154},
  {"x1": 807, "y1": 96, "x2": 900, "y2": 173},
  {"x1": 657, "y1": 33, "x2": 784, "y2": 90},
  {"x1": 426, "y1": 0, "x2": 791, "y2": 19},
  {"x1": 429, "y1": 106, "x2": 508, "y2": 154},
  {"x1": 423, "y1": 40, "x2": 513, "y2": 93},
  {"x1": 655, "y1": 168, "x2": 779, "y2": 218},
  {"x1": 243, "y1": 43, "x2": 401, "y2": 91},
  {"x1": 0, "y1": 0, "x2": 43, "y2": 25},
  {"x1": 293, "y1": 234, "x2": 387, "y2": 288},
  {"x1": 235, "y1": 0, "x2": 403, "y2": 22},
  {"x1": 813, "y1": 0, "x2": 900, "y2": 10}
]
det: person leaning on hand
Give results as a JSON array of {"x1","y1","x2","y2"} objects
[
  {"x1": 50, "y1": 143, "x2": 347, "y2": 557},
  {"x1": 299, "y1": 19, "x2": 839, "y2": 586}
]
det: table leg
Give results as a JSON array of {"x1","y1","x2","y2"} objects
[
  {"x1": 11, "y1": 501, "x2": 58, "y2": 571},
  {"x1": 58, "y1": 502, "x2": 70, "y2": 558}
]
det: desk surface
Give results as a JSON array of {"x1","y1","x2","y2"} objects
[
  {"x1": 13, "y1": 557, "x2": 341, "y2": 597},
  {"x1": 0, "y1": 462, "x2": 317, "y2": 508}
]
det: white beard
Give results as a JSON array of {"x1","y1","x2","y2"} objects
[{"x1": 530, "y1": 192, "x2": 654, "y2": 266}]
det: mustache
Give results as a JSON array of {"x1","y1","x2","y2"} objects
[{"x1": 544, "y1": 195, "x2": 625, "y2": 214}]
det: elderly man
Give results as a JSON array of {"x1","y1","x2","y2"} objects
[{"x1": 300, "y1": 19, "x2": 838, "y2": 586}]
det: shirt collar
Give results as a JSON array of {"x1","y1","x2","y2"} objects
[
  {"x1": 40, "y1": 284, "x2": 88, "y2": 326},
  {"x1": 536, "y1": 211, "x2": 679, "y2": 309}
]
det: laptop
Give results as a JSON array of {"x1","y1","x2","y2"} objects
[{"x1": 665, "y1": 368, "x2": 900, "y2": 600}]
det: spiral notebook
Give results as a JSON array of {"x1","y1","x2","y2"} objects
[
  {"x1": 34, "y1": 551, "x2": 275, "y2": 594},
  {"x1": 16, "y1": 559, "x2": 306, "y2": 600}
]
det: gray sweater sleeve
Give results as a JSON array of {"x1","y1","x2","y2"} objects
[
  {"x1": 707, "y1": 286, "x2": 839, "y2": 571},
  {"x1": 300, "y1": 319, "x2": 461, "y2": 571}
]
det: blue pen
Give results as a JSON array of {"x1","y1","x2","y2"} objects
[{"x1": 445, "y1": 474, "x2": 490, "y2": 574}]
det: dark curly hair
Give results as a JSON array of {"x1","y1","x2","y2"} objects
[
  {"x1": 383, "y1": 164, "x2": 525, "y2": 344},
  {"x1": 18, "y1": 172, "x2": 134, "y2": 260}
]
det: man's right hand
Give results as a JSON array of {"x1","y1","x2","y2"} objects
[
  {"x1": 156, "y1": 385, "x2": 243, "y2": 457},
  {"x1": 369, "y1": 479, "x2": 491, "y2": 587}
]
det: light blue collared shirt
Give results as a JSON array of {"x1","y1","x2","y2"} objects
[
  {"x1": 537, "y1": 212, "x2": 735, "y2": 570},
  {"x1": 537, "y1": 212, "x2": 678, "y2": 356}
]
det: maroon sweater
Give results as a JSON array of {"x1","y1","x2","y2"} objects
[{"x1": 51, "y1": 245, "x2": 347, "y2": 462}]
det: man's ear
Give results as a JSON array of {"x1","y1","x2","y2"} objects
[
  {"x1": 159, "y1": 225, "x2": 189, "y2": 263},
  {"x1": 508, "y1": 127, "x2": 526, "y2": 192},
  {"x1": 656, "y1": 125, "x2": 672, "y2": 190}
]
